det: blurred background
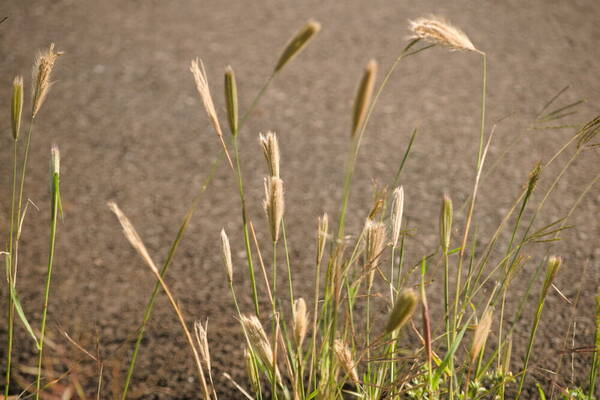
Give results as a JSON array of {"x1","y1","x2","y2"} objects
[{"x1": 0, "y1": 0, "x2": 599, "y2": 398}]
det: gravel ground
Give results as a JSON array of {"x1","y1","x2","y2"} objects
[{"x1": 0, "y1": 0, "x2": 599, "y2": 398}]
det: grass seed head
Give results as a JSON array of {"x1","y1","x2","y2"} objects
[
  {"x1": 316, "y1": 212, "x2": 329, "y2": 265},
  {"x1": 351, "y1": 59, "x2": 377, "y2": 138},
  {"x1": 470, "y1": 308, "x2": 493, "y2": 363},
  {"x1": 194, "y1": 320, "x2": 212, "y2": 372},
  {"x1": 11, "y1": 76, "x2": 24, "y2": 140},
  {"x1": 293, "y1": 298, "x2": 309, "y2": 348},
  {"x1": 391, "y1": 186, "x2": 404, "y2": 248},
  {"x1": 263, "y1": 176, "x2": 285, "y2": 242},
  {"x1": 542, "y1": 256, "x2": 562, "y2": 296},
  {"x1": 32, "y1": 43, "x2": 62, "y2": 118},
  {"x1": 224, "y1": 65, "x2": 238, "y2": 136},
  {"x1": 240, "y1": 315, "x2": 277, "y2": 374},
  {"x1": 259, "y1": 131, "x2": 280, "y2": 178},
  {"x1": 274, "y1": 19, "x2": 321, "y2": 73},
  {"x1": 220, "y1": 229, "x2": 233, "y2": 282},
  {"x1": 385, "y1": 288, "x2": 417, "y2": 334},
  {"x1": 244, "y1": 348, "x2": 260, "y2": 393},
  {"x1": 333, "y1": 339, "x2": 359, "y2": 383},
  {"x1": 364, "y1": 218, "x2": 387, "y2": 288},
  {"x1": 439, "y1": 193, "x2": 453, "y2": 253},
  {"x1": 51, "y1": 144, "x2": 60, "y2": 176},
  {"x1": 409, "y1": 16, "x2": 479, "y2": 53}
]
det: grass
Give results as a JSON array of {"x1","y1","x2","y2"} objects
[{"x1": 2, "y1": 15, "x2": 600, "y2": 400}]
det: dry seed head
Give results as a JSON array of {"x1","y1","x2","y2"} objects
[
  {"x1": 409, "y1": 16, "x2": 479, "y2": 53},
  {"x1": 470, "y1": 308, "x2": 493, "y2": 363},
  {"x1": 240, "y1": 315, "x2": 277, "y2": 374},
  {"x1": 263, "y1": 176, "x2": 285, "y2": 242},
  {"x1": 316, "y1": 213, "x2": 329, "y2": 265},
  {"x1": 108, "y1": 202, "x2": 158, "y2": 274},
  {"x1": 364, "y1": 218, "x2": 387, "y2": 288},
  {"x1": 351, "y1": 59, "x2": 377, "y2": 138},
  {"x1": 333, "y1": 339, "x2": 359, "y2": 383},
  {"x1": 439, "y1": 194, "x2": 453, "y2": 253},
  {"x1": 293, "y1": 298, "x2": 309, "y2": 348},
  {"x1": 224, "y1": 65, "x2": 238, "y2": 136},
  {"x1": 244, "y1": 347, "x2": 260, "y2": 393},
  {"x1": 220, "y1": 229, "x2": 233, "y2": 282},
  {"x1": 194, "y1": 320, "x2": 212, "y2": 372},
  {"x1": 274, "y1": 19, "x2": 321, "y2": 73},
  {"x1": 32, "y1": 43, "x2": 62, "y2": 118},
  {"x1": 385, "y1": 288, "x2": 417, "y2": 334},
  {"x1": 51, "y1": 144, "x2": 60, "y2": 176},
  {"x1": 11, "y1": 76, "x2": 24, "y2": 140},
  {"x1": 259, "y1": 131, "x2": 280, "y2": 178},
  {"x1": 391, "y1": 186, "x2": 404, "y2": 248},
  {"x1": 576, "y1": 115, "x2": 600, "y2": 149}
]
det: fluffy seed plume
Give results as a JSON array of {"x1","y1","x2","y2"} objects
[
  {"x1": 316, "y1": 213, "x2": 329, "y2": 266},
  {"x1": 220, "y1": 229, "x2": 233, "y2": 282},
  {"x1": 385, "y1": 288, "x2": 417, "y2": 334},
  {"x1": 263, "y1": 176, "x2": 285, "y2": 242},
  {"x1": 293, "y1": 298, "x2": 309, "y2": 348},
  {"x1": 224, "y1": 66, "x2": 238, "y2": 136},
  {"x1": 51, "y1": 144, "x2": 60, "y2": 176},
  {"x1": 190, "y1": 58, "x2": 234, "y2": 169},
  {"x1": 409, "y1": 16, "x2": 479, "y2": 52},
  {"x1": 333, "y1": 339, "x2": 359, "y2": 383},
  {"x1": 351, "y1": 59, "x2": 377, "y2": 138},
  {"x1": 439, "y1": 194, "x2": 453, "y2": 253},
  {"x1": 391, "y1": 186, "x2": 404, "y2": 248},
  {"x1": 259, "y1": 131, "x2": 280, "y2": 178},
  {"x1": 32, "y1": 43, "x2": 62, "y2": 118},
  {"x1": 240, "y1": 315, "x2": 278, "y2": 376},
  {"x1": 108, "y1": 202, "x2": 158, "y2": 273},
  {"x1": 274, "y1": 20, "x2": 321, "y2": 73},
  {"x1": 194, "y1": 320, "x2": 212, "y2": 372},
  {"x1": 470, "y1": 308, "x2": 493, "y2": 363},
  {"x1": 364, "y1": 218, "x2": 387, "y2": 288},
  {"x1": 11, "y1": 76, "x2": 24, "y2": 140}
]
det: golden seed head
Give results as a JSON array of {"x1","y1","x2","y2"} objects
[
  {"x1": 220, "y1": 229, "x2": 233, "y2": 282},
  {"x1": 240, "y1": 315, "x2": 277, "y2": 373},
  {"x1": 274, "y1": 19, "x2": 321, "y2": 73},
  {"x1": 224, "y1": 65, "x2": 238, "y2": 136},
  {"x1": 263, "y1": 176, "x2": 285, "y2": 242},
  {"x1": 351, "y1": 59, "x2": 377, "y2": 138},
  {"x1": 190, "y1": 59, "x2": 223, "y2": 138},
  {"x1": 32, "y1": 43, "x2": 62, "y2": 118},
  {"x1": 108, "y1": 202, "x2": 158, "y2": 273},
  {"x1": 391, "y1": 186, "x2": 404, "y2": 248},
  {"x1": 11, "y1": 76, "x2": 24, "y2": 140},
  {"x1": 385, "y1": 288, "x2": 418, "y2": 334},
  {"x1": 333, "y1": 339, "x2": 359, "y2": 383},
  {"x1": 470, "y1": 308, "x2": 493, "y2": 363},
  {"x1": 364, "y1": 218, "x2": 387, "y2": 288},
  {"x1": 51, "y1": 144, "x2": 60, "y2": 176},
  {"x1": 409, "y1": 16, "x2": 479, "y2": 53},
  {"x1": 259, "y1": 131, "x2": 280, "y2": 178},
  {"x1": 293, "y1": 298, "x2": 309, "y2": 348},
  {"x1": 439, "y1": 194, "x2": 453, "y2": 253},
  {"x1": 316, "y1": 212, "x2": 329, "y2": 266},
  {"x1": 194, "y1": 320, "x2": 212, "y2": 372}
]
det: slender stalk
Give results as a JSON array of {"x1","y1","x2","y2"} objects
[{"x1": 35, "y1": 163, "x2": 60, "y2": 399}]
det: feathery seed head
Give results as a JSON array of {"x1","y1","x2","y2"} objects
[
  {"x1": 333, "y1": 339, "x2": 359, "y2": 383},
  {"x1": 32, "y1": 43, "x2": 62, "y2": 118},
  {"x1": 11, "y1": 76, "x2": 24, "y2": 140},
  {"x1": 470, "y1": 308, "x2": 493, "y2": 363},
  {"x1": 224, "y1": 66, "x2": 238, "y2": 136},
  {"x1": 263, "y1": 176, "x2": 285, "y2": 242},
  {"x1": 194, "y1": 320, "x2": 212, "y2": 372},
  {"x1": 352, "y1": 59, "x2": 377, "y2": 138},
  {"x1": 385, "y1": 288, "x2": 417, "y2": 334},
  {"x1": 293, "y1": 298, "x2": 309, "y2": 348},
  {"x1": 240, "y1": 315, "x2": 277, "y2": 373},
  {"x1": 391, "y1": 186, "x2": 404, "y2": 248},
  {"x1": 259, "y1": 131, "x2": 280, "y2": 178},
  {"x1": 220, "y1": 229, "x2": 233, "y2": 282},
  {"x1": 364, "y1": 218, "x2": 387, "y2": 288},
  {"x1": 316, "y1": 213, "x2": 329, "y2": 266},
  {"x1": 409, "y1": 16, "x2": 479, "y2": 52},
  {"x1": 274, "y1": 20, "x2": 321, "y2": 73},
  {"x1": 439, "y1": 194, "x2": 453, "y2": 253}
]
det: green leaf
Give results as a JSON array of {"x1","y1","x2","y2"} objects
[{"x1": 10, "y1": 287, "x2": 40, "y2": 349}]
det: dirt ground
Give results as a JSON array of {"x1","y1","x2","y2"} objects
[{"x1": 0, "y1": 0, "x2": 599, "y2": 398}]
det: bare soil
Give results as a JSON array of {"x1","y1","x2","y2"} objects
[{"x1": 0, "y1": 0, "x2": 599, "y2": 398}]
